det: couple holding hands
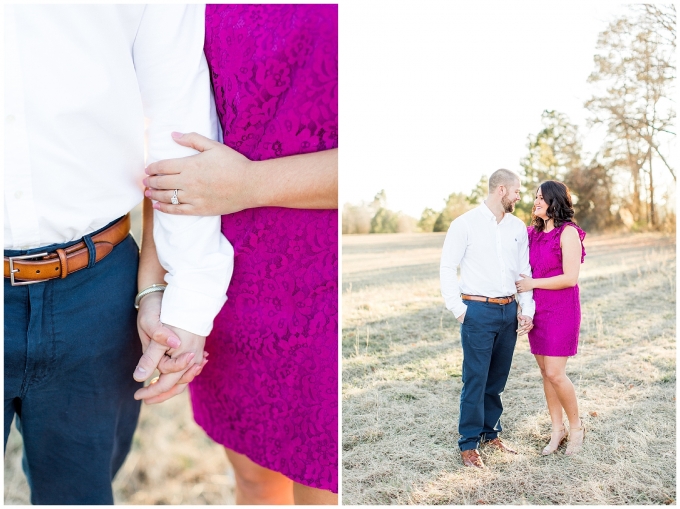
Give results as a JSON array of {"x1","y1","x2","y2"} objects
[
  {"x1": 5, "y1": 4, "x2": 337, "y2": 505},
  {"x1": 441, "y1": 169, "x2": 587, "y2": 469}
]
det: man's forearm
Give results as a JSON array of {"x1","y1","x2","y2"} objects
[
  {"x1": 440, "y1": 221, "x2": 468, "y2": 318},
  {"x1": 135, "y1": 4, "x2": 233, "y2": 336},
  {"x1": 441, "y1": 265, "x2": 466, "y2": 318}
]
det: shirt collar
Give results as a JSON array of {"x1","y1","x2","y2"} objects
[
  {"x1": 480, "y1": 201, "x2": 498, "y2": 222},
  {"x1": 480, "y1": 201, "x2": 512, "y2": 225}
]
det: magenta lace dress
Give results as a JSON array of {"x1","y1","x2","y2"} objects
[
  {"x1": 189, "y1": 5, "x2": 338, "y2": 493},
  {"x1": 527, "y1": 223, "x2": 586, "y2": 357}
]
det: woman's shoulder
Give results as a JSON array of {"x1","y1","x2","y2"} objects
[
  {"x1": 559, "y1": 222, "x2": 586, "y2": 262},
  {"x1": 560, "y1": 222, "x2": 586, "y2": 242}
]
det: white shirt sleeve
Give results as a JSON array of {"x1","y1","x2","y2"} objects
[
  {"x1": 440, "y1": 217, "x2": 468, "y2": 319},
  {"x1": 133, "y1": 4, "x2": 233, "y2": 336},
  {"x1": 516, "y1": 225, "x2": 535, "y2": 318}
]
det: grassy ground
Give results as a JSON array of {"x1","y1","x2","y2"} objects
[
  {"x1": 4, "y1": 204, "x2": 237, "y2": 505},
  {"x1": 342, "y1": 232, "x2": 676, "y2": 505}
]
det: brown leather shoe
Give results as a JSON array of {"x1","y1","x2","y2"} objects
[
  {"x1": 460, "y1": 449, "x2": 485, "y2": 468},
  {"x1": 483, "y1": 437, "x2": 518, "y2": 454}
]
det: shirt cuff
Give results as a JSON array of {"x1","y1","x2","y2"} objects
[
  {"x1": 449, "y1": 299, "x2": 468, "y2": 319},
  {"x1": 517, "y1": 294, "x2": 535, "y2": 319},
  {"x1": 160, "y1": 284, "x2": 227, "y2": 337}
]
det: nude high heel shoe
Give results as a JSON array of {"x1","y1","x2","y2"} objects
[
  {"x1": 541, "y1": 424, "x2": 567, "y2": 455},
  {"x1": 565, "y1": 419, "x2": 586, "y2": 456}
]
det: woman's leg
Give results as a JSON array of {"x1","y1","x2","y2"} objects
[
  {"x1": 225, "y1": 449, "x2": 294, "y2": 505},
  {"x1": 542, "y1": 356, "x2": 579, "y2": 426},
  {"x1": 293, "y1": 483, "x2": 338, "y2": 505},
  {"x1": 542, "y1": 356, "x2": 584, "y2": 452},
  {"x1": 535, "y1": 355, "x2": 566, "y2": 428},
  {"x1": 535, "y1": 355, "x2": 568, "y2": 452}
]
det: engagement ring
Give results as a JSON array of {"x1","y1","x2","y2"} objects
[{"x1": 171, "y1": 189, "x2": 180, "y2": 205}]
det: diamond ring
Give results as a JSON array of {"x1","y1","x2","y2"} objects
[{"x1": 171, "y1": 189, "x2": 180, "y2": 205}]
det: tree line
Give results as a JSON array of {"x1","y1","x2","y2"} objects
[{"x1": 343, "y1": 5, "x2": 675, "y2": 235}]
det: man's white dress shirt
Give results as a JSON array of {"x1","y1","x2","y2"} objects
[
  {"x1": 440, "y1": 202, "x2": 535, "y2": 320},
  {"x1": 4, "y1": 4, "x2": 233, "y2": 336}
]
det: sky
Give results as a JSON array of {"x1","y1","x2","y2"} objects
[{"x1": 340, "y1": 2, "x2": 675, "y2": 218}]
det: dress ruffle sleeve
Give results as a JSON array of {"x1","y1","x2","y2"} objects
[
  {"x1": 527, "y1": 223, "x2": 586, "y2": 263},
  {"x1": 562, "y1": 223, "x2": 586, "y2": 263}
]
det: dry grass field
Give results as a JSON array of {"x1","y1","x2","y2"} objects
[
  {"x1": 4, "y1": 204, "x2": 237, "y2": 505},
  {"x1": 342, "y1": 232, "x2": 676, "y2": 505}
]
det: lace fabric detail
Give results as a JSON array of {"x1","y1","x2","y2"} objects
[
  {"x1": 205, "y1": 4, "x2": 338, "y2": 161},
  {"x1": 528, "y1": 223, "x2": 586, "y2": 277},
  {"x1": 526, "y1": 222, "x2": 586, "y2": 357},
  {"x1": 189, "y1": 5, "x2": 338, "y2": 493}
]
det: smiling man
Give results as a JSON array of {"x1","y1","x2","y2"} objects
[{"x1": 440, "y1": 168, "x2": 535, "y2": 469}]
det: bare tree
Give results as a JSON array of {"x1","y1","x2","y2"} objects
[{"x1": 586, "y1": 4, "x2": 675, "y2": 227}]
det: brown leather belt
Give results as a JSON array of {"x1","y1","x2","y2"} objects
[
  {"x1": 4, "y1": 215, "x2": 130, "y2": 286},
  {"x1": 462, "y1": 294, "x2": 515, "y2": 305}
]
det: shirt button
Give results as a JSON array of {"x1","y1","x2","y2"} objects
[
  {"x1": 6, "y1": 115, "x2": 16, "y2": 124},
  {"x1": 14, "y1": 190, "x2": 23, "y2": 199}
]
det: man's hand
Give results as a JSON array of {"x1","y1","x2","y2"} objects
[
  {"x1": 456, "y1": 310, "x2": 466, "y2": 324},
  {"x1": 517, "y1": 315, "x2": 534, "y2": 336}
]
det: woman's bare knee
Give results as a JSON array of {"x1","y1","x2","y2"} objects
[
  {"x1": 534, "y1": 355, "x2": 548, "y2": 378},
  {"x1": 293, "y1": 483, "x2": 338, "y2": 505},
  {"x1": 544, "y1": 365, "x2": 568, "y2": 386},
  {"x1": 543, "y1": 357, "x2": 569, "y2": 386},
  {"x1": 226, "y1": 448, "x2": 293, "y2": 504}
]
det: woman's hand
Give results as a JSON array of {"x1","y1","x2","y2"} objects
[
  {"x1": 135, "y1": 291, "x2": 182, "y2": 380},
  {"x1": 134, "y1": 291, "x2": 208, "y2": 404},
  {"x1": 515, "y1": 273, "x2": 535, "y2": 293},
  {"x1": 144, "y1": 132, "x2": 254, "y2": 216},
  {"x1": 144, "y1": 132, "x2": 338, "y2": 216},
  {"x1": 134, "y1": 324, "x2": 207, "y2": 405}
]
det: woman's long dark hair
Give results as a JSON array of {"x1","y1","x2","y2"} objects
[{"x1": 531, "y1": 180, "x2": 576, "y2": 232}]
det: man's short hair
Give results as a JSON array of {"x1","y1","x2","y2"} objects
[{"x1": 488, "y1": 169, "x2": 520, "y2": 193}]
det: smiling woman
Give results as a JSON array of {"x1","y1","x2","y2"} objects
[{"x1": 517, "y1": 180, "x2": 587, "y2": 456}]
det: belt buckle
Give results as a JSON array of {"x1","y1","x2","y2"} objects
[{"x1": 8, "y1": 252, "x2": 48, "y2": 286}]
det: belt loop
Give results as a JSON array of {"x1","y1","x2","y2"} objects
[
  {"x1": 56, "y1": 249, "x2": 68, "y2": 279},
  {"x1": 83, "y1": 235, "x2": 96, "y2": 269}
]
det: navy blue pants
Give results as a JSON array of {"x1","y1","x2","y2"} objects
[
  {"x1": 4, "y1": 225, "x2": 142, "y2": 505},
  {"x1": 458, "y1": 299, "x2": 518, "y2": 452}
]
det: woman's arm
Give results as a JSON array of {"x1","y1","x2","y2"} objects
[
  {"x1": 134, "y1": 198, "x2": 207, "y2": 400},
  {"x1": 136, "y1": 197, "x2": 180, "y2": 361},
  {"x1": 138, "y1": 197, "x2": 167, "y2": 290},
  {"x1": 143, "y1": 132, "x2": 337, "y2": 216},
  {"x1": 515, "y1": 226, "x2": 582, "y2": 292},
  {"x1": 252, "y1": 147, "x2": 337, "y2": 209}
]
